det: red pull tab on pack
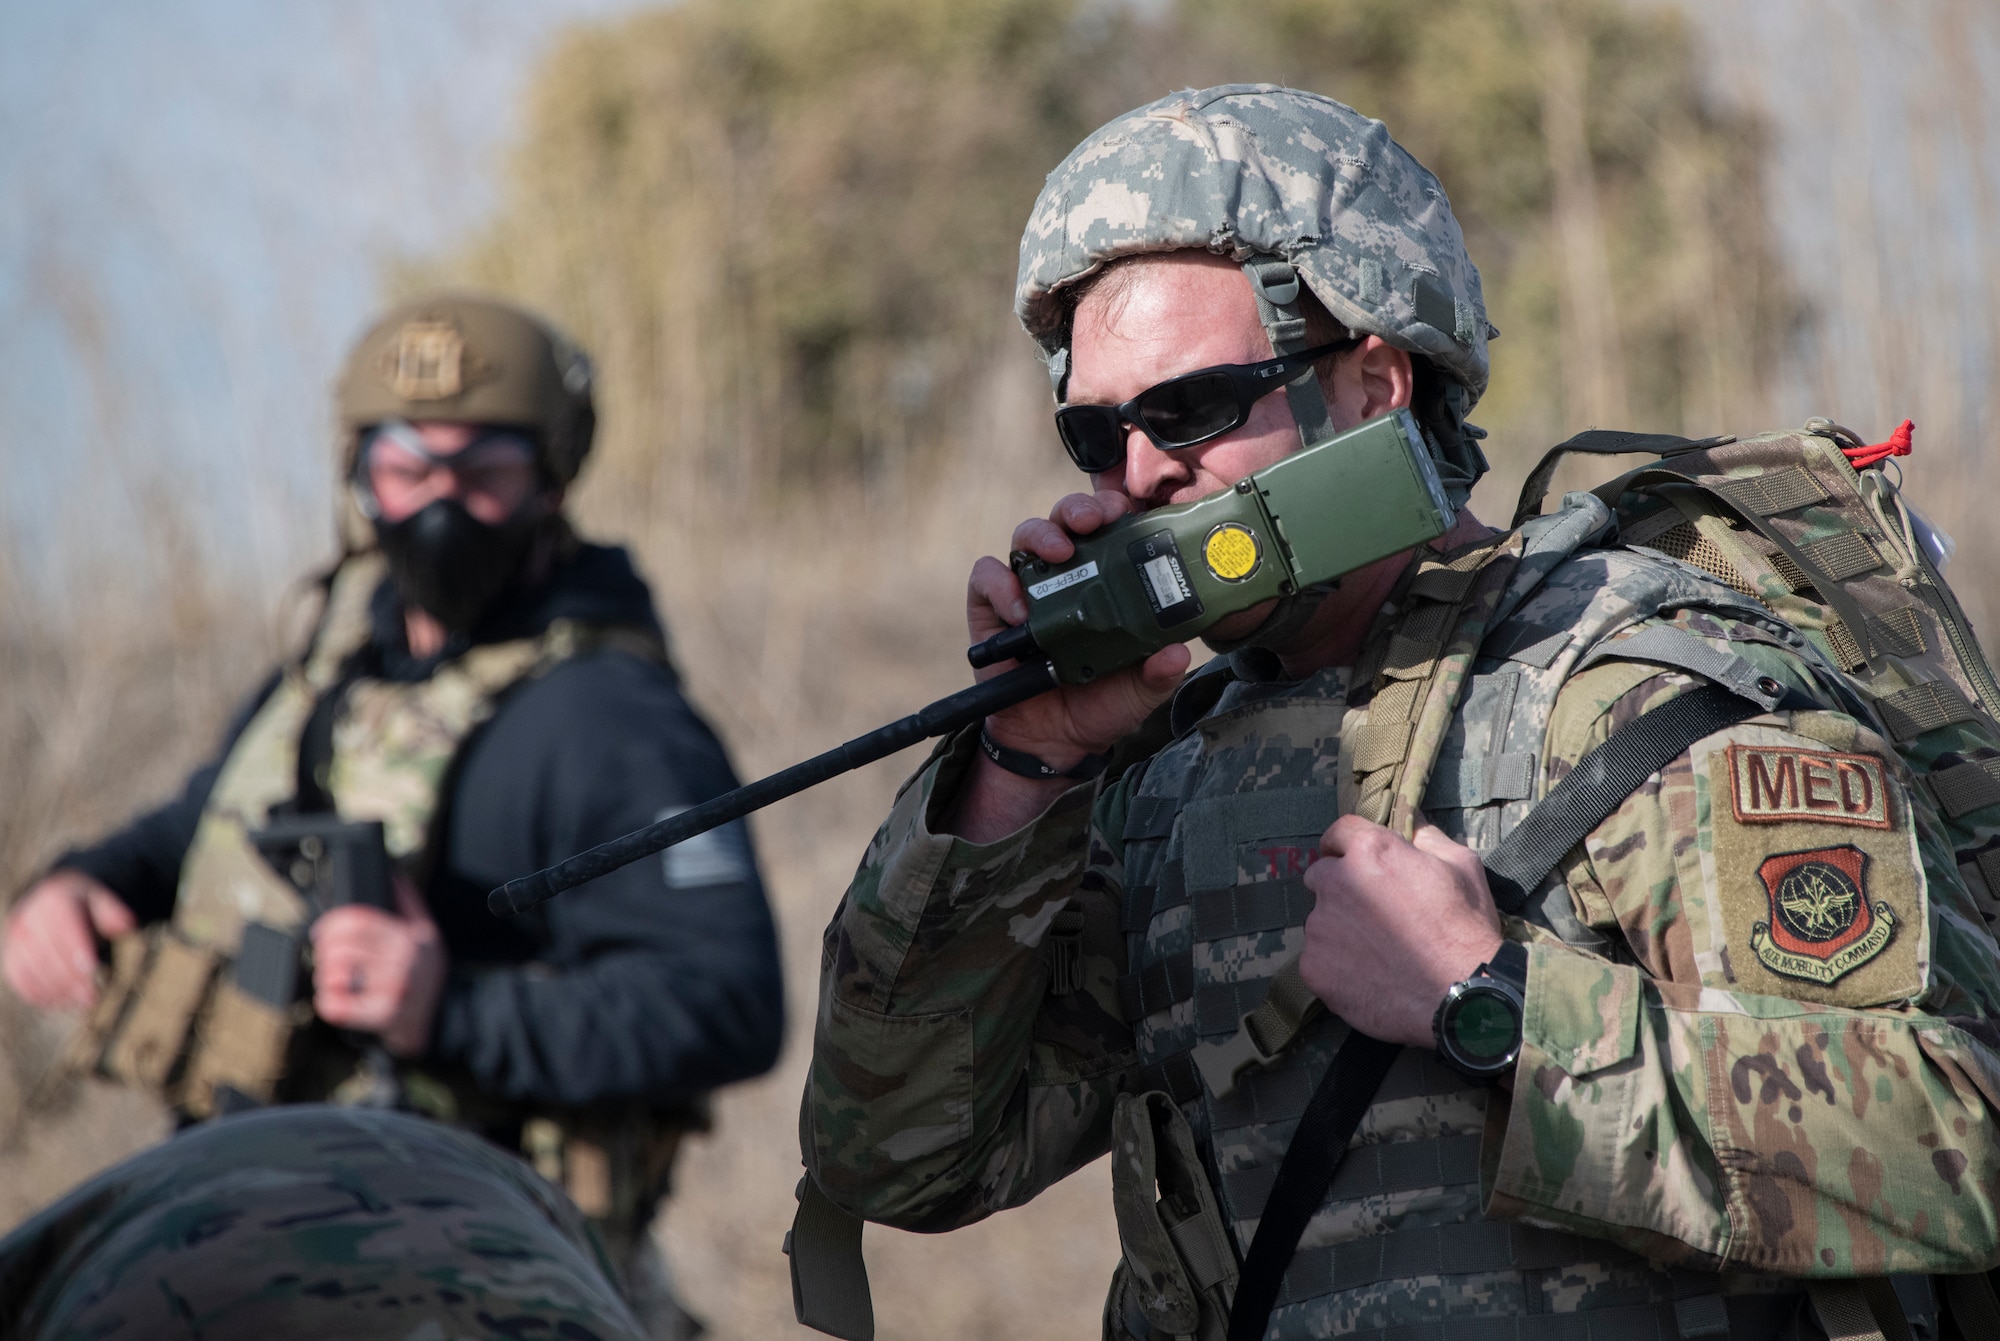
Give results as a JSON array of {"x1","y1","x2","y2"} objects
[{"x1": 1844, "y1": 418, "x2": 1913, "y2": 470}]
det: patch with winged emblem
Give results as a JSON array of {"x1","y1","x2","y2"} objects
[
  {"x1": 1699, "y1": 729, "x2": 1926, "y2": 1006},
  {"x1": 1749, "y1": 845, "x2": 1896, "y2": 984}
]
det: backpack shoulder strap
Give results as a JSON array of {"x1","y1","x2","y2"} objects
[{"x1": 1511, "y1": 429, "x2": 1737, "y2": 529}]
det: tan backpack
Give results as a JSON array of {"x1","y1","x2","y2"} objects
[{"x1": 1514, "y1": 417, "x2": 2000, "y2": 931}]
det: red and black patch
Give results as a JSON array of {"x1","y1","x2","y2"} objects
[{"x1": 1749, "y1": 845, "x2": 1897, "y2": 984}]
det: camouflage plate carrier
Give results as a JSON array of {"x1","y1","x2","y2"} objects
[
  {"x1": 62, "y1": 551, "x2": 690, "y2": 1250},
  {"x1": 797, "y1": 425, "x2": 2000, "y2": 1341}
]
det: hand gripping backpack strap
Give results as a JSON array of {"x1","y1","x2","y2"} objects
[
  {"x1": 1225, "y1": 678, "x2": 1782, "y2": 1341},
  {"x1": 1193, "y1": 535, "x2": 1523, "y2": 1100}
]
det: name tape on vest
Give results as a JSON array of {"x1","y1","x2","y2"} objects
[{"x1": 1726, "y1": 745, "x2": 1890, "y2": 829}]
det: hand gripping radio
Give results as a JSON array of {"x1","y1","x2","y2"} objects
[
  {"x1": 968, "y1": 408, "x2": 1456, "y2": 682},
  {"x1": 491, "y1": 410, "x2": 1454, "y2": 915}
]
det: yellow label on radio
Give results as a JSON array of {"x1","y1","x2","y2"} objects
[{"x1": 1203, "y1": 524, "x2": 1261, "y2": 582}]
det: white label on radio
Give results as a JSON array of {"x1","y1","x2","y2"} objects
[
  {"x1": 1028, "y1": 561, "x2": 1098, "y2": 601},
  {"x1": 1142, "y1": 554, "x2": 1192, "y2": 608}
]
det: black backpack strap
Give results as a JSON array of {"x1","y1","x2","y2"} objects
[
  {"x1": 1225, "y1": 678, "x2": 1784, "y2": 1341},
  {"x1": 1483, "y1": 683, "x2": 1778, "y2": 913},
  {"x1": 1512, "y1": 429, "x2": 1735, "y2": 529},
  {"x1": 1225, "y1": 1030, "x2": 1401, "y2": 1341}
]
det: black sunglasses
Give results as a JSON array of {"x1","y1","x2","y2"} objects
[{"x1": 1053, "y1": 337, "x2": 1363, "y2": 473}]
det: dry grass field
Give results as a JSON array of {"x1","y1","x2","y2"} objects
[
  {"x1": 0, "y1": 357, "x2": 1137, "y2": 1340},
  {"x1": 8, "y1": 0, "x2": 2000, "y2": 1336}
]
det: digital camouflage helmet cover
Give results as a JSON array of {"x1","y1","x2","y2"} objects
[{"x1": 1016, "y1": 84, "x2": 1492, "y2": 503}]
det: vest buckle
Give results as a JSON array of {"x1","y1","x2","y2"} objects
[{"x1": 1190, "y1": 1009, "x2": 1282, "y2": 1100}]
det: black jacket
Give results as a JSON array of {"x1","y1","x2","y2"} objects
[{"x1": 59, "y1": 544, "x2": 784, "y2": 1108}]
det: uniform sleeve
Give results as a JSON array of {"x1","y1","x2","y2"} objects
[
  {"x1": 1485, "y1": 612, "x2": 2000, "y2": 1275},
  {"x1": 805, "y1": 727, "x2": 1139, "y2": 1232},
  {"x1": 422, "y1": 652, "x2": 784, "y2": 1108}
]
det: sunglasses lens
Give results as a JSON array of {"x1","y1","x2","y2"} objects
[
  {"x1": 1136, "y1": 371, "x2": 1241, "y2": 447},
  {"x1": 1055, "y1": 407, "x2": 1126, "y2": 473}
]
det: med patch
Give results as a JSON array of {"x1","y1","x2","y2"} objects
[
  {"x1": 1726, "y1": 744, "x2": 1889, "y2": 828},
  {"x1": 1688, "y1": 726, "x2": 1928, "y2": 1007}
]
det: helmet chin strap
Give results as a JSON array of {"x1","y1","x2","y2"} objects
[
  {"x1": 1242, "y1": 255, "x2": 1336, "y2": 448},
  {"x1": 1200, "y1": 257, "x2": 1342, "y2": 664},
  {"x1": 1198, "y1": 579, "x2": 1337, "y2": 668}
]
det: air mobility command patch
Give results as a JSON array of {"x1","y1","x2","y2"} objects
[
  {"x1": 1683, "y1": 726, "x2": 1927, "y2": 1007},
  {"x1": 1748, "y1": 845, "x2": 1896, "y2": 983}
]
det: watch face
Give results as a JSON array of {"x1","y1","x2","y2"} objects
[{"x1": 1447, "y1": 987, "x2": 1520, "y2": 1063}]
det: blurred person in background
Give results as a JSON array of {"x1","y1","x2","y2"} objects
[
  {"x1": 1, "y1": 293, "x2": 782, "y2": 1337},
  {"x1": 798, "y1": 87, "x2": 2000, "y2": 1341}
]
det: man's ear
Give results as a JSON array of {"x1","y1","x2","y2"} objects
[{"x1": 1356, "y1": 339, "x2": 1414, "y2": 419}]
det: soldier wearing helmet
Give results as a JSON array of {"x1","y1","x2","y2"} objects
[
  {"x1": 800, "y1": 87, "x2": 2000, "y2": 1339},
  {"x1": 3, "y1": 293, "x2": 783, "y2": 1335}
]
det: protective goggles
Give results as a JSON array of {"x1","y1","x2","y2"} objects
[
  {"x1": 354, "y1": 420, "x2": 542, "y2": 515},
  {"x1": 1053, "y1": 337, "x2": 1362, "y2": 474}
]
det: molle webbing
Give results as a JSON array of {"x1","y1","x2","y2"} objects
[
  {"x1": 1186, "y1": 535, "x2": 1522, "y2": 1102},
  {"x1": 1876, "y1": 680, "x2": 1982, "y2": 742},
  {"x1": 1928, "y1": 758, "x2": 2000, "y2": 818},
  {"x1": 1273, "y1": 1220, "x2": 1635, "y2": 1310},
  {"x1": 1588, "y1": 430, "x2": 2000, "y2": 715},
  {"x1": 1347, "y1": 536, "x2": 1524, "y2": 833},
  {"x1": 1223, "y1": 1132, "x2": 1479, "y2": 1218}
]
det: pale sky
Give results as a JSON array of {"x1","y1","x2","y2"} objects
[
  {"x1": 4, "y1": 0, "x2": 1997, "y2": 605},
  {"x1": 0, "y1": 0, "x2": 641, "y2": 597}
]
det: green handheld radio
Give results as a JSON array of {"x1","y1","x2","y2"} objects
[
  {"x1": 490, "y1": 408, "x2": 1456, "y2": 916},
  {"x1": 967, "y1": 408, "x2": 1457, "y2": 682}
]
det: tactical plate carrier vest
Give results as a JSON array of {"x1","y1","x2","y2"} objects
[
  {"x1": 1103, "y1": 502, "x2": 1830, "y2": 1340},
  {"x1": 783, "y1": 423, "x2": 2000, "y2": 1341},
  {"x1": 65, "y1": 553, "x2": 686, "y2": 1236},
  {"x1": 1099, "y1": 423, "x2": 2000, "y2": 1341}
]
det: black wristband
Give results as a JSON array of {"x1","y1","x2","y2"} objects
[{"x1": 979, "y1": 727, "x2": 1109, "y2": 781}]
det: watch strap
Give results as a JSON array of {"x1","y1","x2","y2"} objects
[
  {"x1": 979, "y1": 727, "x2": 1109, "y2": 781},
  {"x1": 1483, "y1": 938, "x2": 1529, "y2": 992}
]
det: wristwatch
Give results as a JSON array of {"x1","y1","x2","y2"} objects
[{"x1": 1431, "y1": 939, "x2": 1529, "y2": 1082}]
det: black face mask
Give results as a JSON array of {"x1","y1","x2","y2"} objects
[{"x1": 372, "y1": 499, "x2": 539, "y2": 634}]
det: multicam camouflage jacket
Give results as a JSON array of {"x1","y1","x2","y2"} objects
[{"x1": 806, "y1": 491, "x2": 2000, "y2": 1338}]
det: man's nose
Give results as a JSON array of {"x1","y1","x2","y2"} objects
[
  {"x1": 1120, "y1": 426, "x2": 1189, "y2": 503},
  {"x1": 428, "y1": 462, "x2": 470, "y2": 501}
]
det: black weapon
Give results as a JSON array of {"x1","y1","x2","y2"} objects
[{"x1": 487, "y1": 659, "x2": 1058, "y2": 916}]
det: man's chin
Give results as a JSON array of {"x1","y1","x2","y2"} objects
[{"x1": 1202, "y1": 599, "x2": 1281, "y2": 647}]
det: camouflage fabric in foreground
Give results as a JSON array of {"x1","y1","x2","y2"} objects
[{"x1": 0, "y1": 1104, "x2": 645, "y2": 1341}]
